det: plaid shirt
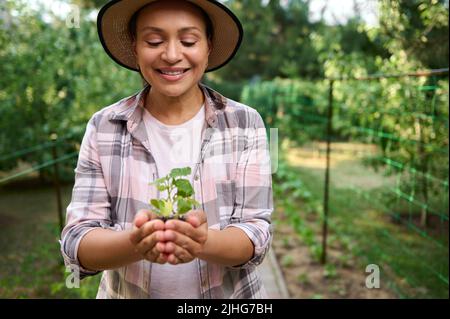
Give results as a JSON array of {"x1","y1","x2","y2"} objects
[{"x1": 60, "y1": 84, "x2": 273, "y2": 299}]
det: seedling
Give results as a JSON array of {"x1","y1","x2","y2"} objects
[{"x1": 149, "y1": 167, "x2": 200, "y2": 220}]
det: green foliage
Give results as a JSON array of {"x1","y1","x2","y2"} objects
[
  {"x1": 377, "y1": 0, "x2": 449, "y2": 69},
  {"x1": 241, "y1": 78, "x2": 329, "y2": 143},
  {"x1": 2, "y1": 0, "x2": 447, "y2": 185},
  {"x1": 72, "y1": 0, "x2": 105, "y2": 9},
  {"x1": 216, "y1": 0, "x2": 322, "y2": 81},
  {"x1": 242, "y1": 72, "x2": 449, "y2": 230},
  {"x1": 335, "y1": 75, "x2": 448, "y2": 228},
  {"x1": 0, "y1": 0, "x2": 141, "y2": 180},
  {"x1": 323, "y1": 264, "x2": 338, "y2": 279},
  {"x1": 149, "y1": 167, "x2": 199, "y2": 218}
]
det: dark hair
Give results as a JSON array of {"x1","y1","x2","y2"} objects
[{"x1": 128, "y1": 2, "x2": 214, "y2": 42}]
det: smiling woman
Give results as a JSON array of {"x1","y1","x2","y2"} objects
[
  {"x1": 131, "y1": 1, "x2": 212, "y2": 111},
  {"x1": 60, "y1": 0, "x2": 273, "y2": 299}
]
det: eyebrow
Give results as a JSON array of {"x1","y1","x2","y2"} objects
[{"x1": 139, "y1": 26, "x2": 203, "y2": 34}]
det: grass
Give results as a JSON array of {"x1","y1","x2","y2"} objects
[
  {"x1": 0, "y1": 180, "x2": 101, "y2": 298},
  {"x1": 284, "y1": 143, "x2": 449, "y2": 298}
]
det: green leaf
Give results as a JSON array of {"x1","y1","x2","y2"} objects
[
  {"x1": 176, "y1": 198, "x2": 191, "y2": 215},
  {"x1": 170, "y1": 167, "x2": 191, "y2": 178},
  {"x1": 156, "y1": 184, "x2": 167, "y2": 192},
  {"x1": 174, "y1": 178, "x2": 194, "y2": 197},
  {"x1": 185, "y1": 197, "x2": 200, "y2": 208},
  {"x1": 159, "y1": 200, "x2": 173, "y2": 217},
  {"x1": 150, "y1": 177, "x2": 166, "y2": 185},
  {"x1": 150, "y1": 199, "x2": 161, "y2": 209}
]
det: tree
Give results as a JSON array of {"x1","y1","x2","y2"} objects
[
  {"x1": 377, "y1": 0, "x2": 449, "y2": 69},
  {"x1": 0, "y1": 0, "x2": 141, "y2": 181}
]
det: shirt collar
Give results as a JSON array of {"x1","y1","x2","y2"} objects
[{"x1": 108, "y1": 83, "x2": 226, "y2": 130}]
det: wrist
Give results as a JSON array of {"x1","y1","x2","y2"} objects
[
  {"x1": 195, "y1": 227, "x2": 253, "y2": 266},
  {"x1": 196, "y1": 228, "x2": 216, "y2": 261}
]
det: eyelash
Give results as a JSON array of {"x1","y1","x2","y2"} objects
[{"x1": 146, "y1": 41, "x2": 197, "y2": 47}]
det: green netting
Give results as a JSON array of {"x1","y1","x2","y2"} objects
[
  {"x1": 0, "y1": 151, "x2": 79, "y2": 185},
  {"x1": 242, "y1": 69, "x2": 449, "y2": 298}
]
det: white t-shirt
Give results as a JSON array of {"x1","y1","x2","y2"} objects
[{"x1": 142, "y1": 104, "x2": 206, "y2": 299}]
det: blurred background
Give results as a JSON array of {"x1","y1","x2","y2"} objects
[{"x1": 0, "y1": 0, "x2": 448, "y2": 298}]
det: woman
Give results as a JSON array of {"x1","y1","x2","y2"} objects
[{"x1": 61, "y1": 0, "x2": 273, "y2": 299}]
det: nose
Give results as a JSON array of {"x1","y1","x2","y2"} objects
[{"x1": 161, "y1": 40, "x2": 182, "y2": 64}]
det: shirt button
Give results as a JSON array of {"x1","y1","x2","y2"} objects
[{"x1": 194, "y1": 175, "x2": 199, "y2": 181}]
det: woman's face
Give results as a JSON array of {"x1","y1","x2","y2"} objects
[{"x1": 134, "y1": 0, "x2": 211, "y2": 99}]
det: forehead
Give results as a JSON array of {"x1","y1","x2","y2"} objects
[{"x1": 136, "y1": 0, "x2": 207, "y2": 31}]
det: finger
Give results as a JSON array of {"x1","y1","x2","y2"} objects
[
  {"x1": 130, "y1": 220, "x2": 163, "y2": 245},
  {"x1": 136, "y1": 231, "x2": 161, "y2": 255},
  {"x1": 164, "y1": 219, "x2": 196, "y2": 238},
  {"x1": 165, "y1": 220, "x2": 207, "y2": 244},
  {"x1": 167, "y1": 254, "x2": 179, "y2": 265},
  {"x1": 140, "y1": 219, "x2": 165, "y2": 238},
  {"x1": 154, "y1": 251, "x2": 170, "y2": 264},
  {"x1": 164, "y1": 229, "x2": 195, "y2": 251},
  {"x1": 155, "y1": 252, "x2": 169, "y2": 264},
  {"x1": 185, "y1": 210, "x2": 207, "y2": 228},
  {"x1": 144, "y1": 247, "x2": 157, "y2": 261},
  {"x1": 134, "y1": 209, "x2": 158, "y2": 228},
  {"x1": 144, "y1": 246, "x2": 166, "y2": 264},
  {"x1": 155, "y1": 241, "x2": 166, "y2": 253},
  {"x1": 129, "y1": 227, "x2": 140, "y2": 245},
  {"x1": 165, "y1": 242, "x2": 194, "y2": 262}
]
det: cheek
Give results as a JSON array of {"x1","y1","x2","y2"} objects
[
  {"x1": 189, "y1": 50, "x2": 210, "y2": 68},
  {"x1": 136, "y1": 49, "x2": 157, "y2": 65}
]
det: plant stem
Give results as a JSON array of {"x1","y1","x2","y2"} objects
[{"x1": 168, "y1": 177, "x2": 176, "y2": 215}]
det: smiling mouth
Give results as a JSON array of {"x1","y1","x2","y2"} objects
[{"x1": 157, "y1": 68, "x2": 190, "y2": 75}]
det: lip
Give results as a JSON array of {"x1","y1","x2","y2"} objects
[{"x1": 155, "y1": 68, "x2": 190, "y2": 82}]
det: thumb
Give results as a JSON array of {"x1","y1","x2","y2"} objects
[
  {"x1": 185, "y1": 210, "x2": 207, "y2": 228},
  {"x1": 134, "y1": 209, "x2": 157, "y2": 228}
]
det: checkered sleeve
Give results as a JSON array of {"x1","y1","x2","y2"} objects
[
  {"x1": 225, "y1": 109, "x2": 273, "y2": 269},
  {"x1": 59, "y1": 115, "x2": 121, "y2": 279}
]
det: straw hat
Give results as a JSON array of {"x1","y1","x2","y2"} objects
[{"x1": 97, "y1": 0, "x2": 243, "y2": 73}]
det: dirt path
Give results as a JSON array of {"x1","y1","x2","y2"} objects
[
  {"x1": 272, "y1": 218, "x2": 396, "y2": 298},
  {"x1": 272, "y1": 143, "x2": 398, "y2": 298}
]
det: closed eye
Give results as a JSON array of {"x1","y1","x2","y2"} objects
[
  {"x1": 145, "y1": 41, "x2": 197, "y2": 47},
  {"x1": 146, "y1": 41, "x2": 163, "y2": 47},
  {"x1": 182, "y1": 41, "x2": 196, "y2": 47}
]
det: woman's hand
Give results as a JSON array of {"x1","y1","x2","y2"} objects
[
  {"x1": 162, "y1": 210, "x2": 208, "y2": 265},
  {"x1": 129, "y1": 209, "x2": 168, "y2": 264}
]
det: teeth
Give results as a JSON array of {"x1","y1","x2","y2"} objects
[{"x1": 161, "y1": 70, "x2": 184, "y2": 75}]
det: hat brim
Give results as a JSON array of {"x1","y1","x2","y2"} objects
[{"x1": 97, "y1": 0, "x2": 243, "y2": 73}]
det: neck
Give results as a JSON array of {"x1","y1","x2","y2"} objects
[{"x1": 145, "y1": 85, "x2": 204, "y2": 125}]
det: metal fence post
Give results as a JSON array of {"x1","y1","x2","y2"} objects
[
  {"x1": 321, "y1": 79, "x2": 334, "y2": 265},
  {"x1": 50, "y1": 133, "x2": 64, "y2": 233}
]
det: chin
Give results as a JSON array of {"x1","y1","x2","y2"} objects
[
  {"x1": 151, "y1": 82, "x2": 198, "y2": 97},
  {"x1": 157, "y1": 87, "x2": 188, "y2": 98}
]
